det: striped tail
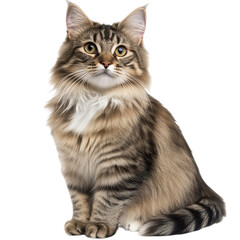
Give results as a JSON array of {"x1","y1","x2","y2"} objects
[{"x1": 139, "y1": 197, "x2": 226, "y2": 236}]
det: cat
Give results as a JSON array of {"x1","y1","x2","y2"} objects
[{"x1": 46, "y1": 2, "x2": 225, "y2": 238}]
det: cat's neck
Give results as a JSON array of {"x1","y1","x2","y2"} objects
[
  {"x1": 55, "y1": 83, "x2": 150, "y2": 109},
  {"x1": 56, "y1": 84, "x2": 150, "y2": 135}
]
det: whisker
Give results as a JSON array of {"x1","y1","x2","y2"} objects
[
  {"x1": 121, "y1": 72, "x2": 152, "y2": 109},
  {"x1": 57, "y1": 69, "x2": 89, "y2": 104},
  {"x1": 51, "y1": 63, "x2": 84, "y2": 75},
  {"x1": 123, "y1": 72, "x2": 149, "y2": 90},
  {"x1": 56, "y1": 69, "x2": 87, "y2": 91}
]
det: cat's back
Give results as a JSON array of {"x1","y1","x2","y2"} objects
[{"x1": 148, "y1": 95, "x2": 194, "y2": 159}]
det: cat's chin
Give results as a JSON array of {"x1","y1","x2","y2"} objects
[{"x1": 87, "y1": 74, "x2": 125, "y2": 89}]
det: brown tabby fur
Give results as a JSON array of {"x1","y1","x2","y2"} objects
[{"x1": 47, "y1": 2, "x2": 225, "y2": 238}]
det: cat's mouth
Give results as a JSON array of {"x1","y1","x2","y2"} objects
[
  {"x1": 86, "y1": 68, "x2": 124, "y2": 89},
  {"x1": 95, "y1": 69, "x2": 115, "y2": 77}
]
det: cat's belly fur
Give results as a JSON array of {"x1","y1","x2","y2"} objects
[
  {"x1": 59, "y1": 149, "x2": 98, "y2": 189},
  {"x1": 59, "y1": 98, "x2": 112, "y2": 185}
]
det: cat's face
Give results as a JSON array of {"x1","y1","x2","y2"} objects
[{"x1": 54, "y1": 3, "x2": 149, "y2": 91}]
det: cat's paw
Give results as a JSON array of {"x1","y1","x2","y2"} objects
[
  {"x1": 85, "y1": 222, "x2": 117, "y2": 238},
  {"x1": 64, "y1": 219, "x2": 86, "y2": 235}
]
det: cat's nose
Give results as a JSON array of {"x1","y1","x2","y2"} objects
[{"x1": 101, "y1": 61, "x2": 112, "y2": 69}]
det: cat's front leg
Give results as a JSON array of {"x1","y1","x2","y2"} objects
[
  {"x1": 56, "y1": 145, "x2": 91, "y2": 235},
  {"x1": 85, "y1": 173, "x2": 140, "y2": 238},
  {"x1": 64, "y1": 186, "x2": 91, "y2": 235},
  {"x1": 85, "y1": 191, "x2": 120, "y2": 238}
]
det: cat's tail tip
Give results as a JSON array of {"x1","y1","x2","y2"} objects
[{"x1": 139, "y1": 197, "x2": 226, "y2": 236}]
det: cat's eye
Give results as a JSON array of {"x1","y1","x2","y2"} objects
[
  {"x1": 84, "y1": 42, "x2": 97, "y2": 54},
  {"x1": 114, "y1": 46, "x2": 127, "y2": 57}
]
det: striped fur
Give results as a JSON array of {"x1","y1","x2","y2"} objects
[
  {"x1": 47, "y1": 3, "x2": 225, "y2": 238},
  {"x1": 139, "y1": 197, "x2": 225, "y2": 236}
]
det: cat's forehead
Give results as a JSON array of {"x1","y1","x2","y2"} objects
[
  {"x1": 93, "y1": 24, "x2": 118, "y2": 41},
  {"x1": 81, "y1": 23, "x2": 128, "y2": 50}
]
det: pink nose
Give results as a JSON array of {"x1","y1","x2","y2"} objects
[{"x1": 101, "y1": 61, "x2": 111, "y2": 69}]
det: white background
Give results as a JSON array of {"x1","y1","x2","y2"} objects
[{"x1": 0, "y1": 0, "x2": 239, "y2": 239}]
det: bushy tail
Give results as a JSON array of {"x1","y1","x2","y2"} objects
[{"x1": 139, "y1": 197, "x2": 226, "y2": 236}]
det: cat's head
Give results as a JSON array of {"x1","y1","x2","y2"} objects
[{"x1": 53, "y1": 2, "x2": 149, "y2": 91}]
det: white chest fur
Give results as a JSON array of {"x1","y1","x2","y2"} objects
[{"x1": 66, "y1": 91, "x2": 110, "y2": 134}]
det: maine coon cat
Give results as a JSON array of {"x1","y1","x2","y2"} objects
[{"x1": 47, "y1": 2, "x2": 225, "y2": 238}]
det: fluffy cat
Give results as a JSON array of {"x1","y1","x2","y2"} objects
[{"x1": 47, "y1": 2, "x2": 225, "y2": 238}]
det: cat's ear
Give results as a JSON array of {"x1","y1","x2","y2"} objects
[
  {"x1": 66, "y1": 2, "x2": 93, "y2": 40},
  {"x1": 119, "y1": 6, "x2": 147, "y2": 45}
]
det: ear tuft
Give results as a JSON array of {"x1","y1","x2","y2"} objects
[
  {"x1": 119, "y1": 6, "x2": 147, "y2": 45},
  {"x1": 66, "y1": 3, "x2": 92, "y2": 39}
]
